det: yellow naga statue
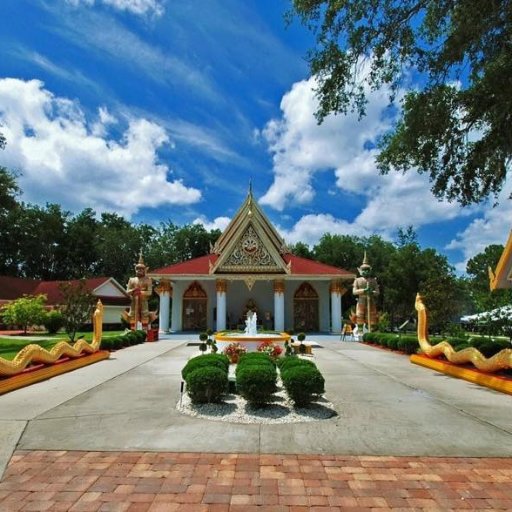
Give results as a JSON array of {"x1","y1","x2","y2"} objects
[
  {"x1": 415, "y1": 293, "x2": 512, "y2": 373},
  {"x1": 0, "y1": 300, "x2": 104, "y2": 377}
]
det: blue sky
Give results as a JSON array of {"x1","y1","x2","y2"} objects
[{"x1": 0, "y1": 0, "x2": 510, "y2": 273}]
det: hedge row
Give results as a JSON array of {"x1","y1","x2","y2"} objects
[
  {"x1": 278, "y1": 356, "x2": 325, "y2": 407},
  {"x1": 101, "y1": 330, "x2": 147, "y2": 350},
  {"x1": 183, "y1": 353, "x2": 229, "y2": 404},
  {"x1": 363, "y1": 332, "x2": 511, "y2": 359},
  {"x1": 450, "y1": 337, "x2": 510, "y2": 358},
  {"x1": 362, "y1": 332, "x2": 419, "y2": 354},
  {"x1": 236, "y1": 352, "x2": 277, "y2": 406}
]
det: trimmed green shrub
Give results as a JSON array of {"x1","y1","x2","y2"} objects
[
  {"x1": 278, "y1": 357, "x2": 316, "y2": 373},
  {"x1": 134, "y1": 330, "x2": 147, "y2": 343},
  {"x1": 100, "y1": 337, "x2": 113, "y2": 350},
  {"x1": 239, "y1": 352, "x2": 275, "y2": 366},
  {"x1": 387, "y1": 336, "x2": 400, "y2": 350},
  {"x1": 297, "y1": 332, "x2": 306, "y2": 342},
  {"x1": 478, "y1": 341, "x2": 511, "y2": 358},
  {"x1": 182, "y1": 354, "x2": 229, "y2": 380},
  {"x1": 397, "y1": 336, "x2": 420, "y2": 354},
  {"x1": 363, "y1": 332, "x2": 378, "y2": 344},
  {"x1": 447, "y1": 337, "x2": 467, "y2": 347},
  {"x1": 281, "y1": 365, "x2": 325, "y2": 407},
  {"x1": 43, "y1": 310, "x2": 65, "y2": 334},
  {"x1": 186, "y1": 366, "x2": 228, "y2": 404},
  {"x1": 236, "y1": 365, "x2": 277, "y2": 406}
]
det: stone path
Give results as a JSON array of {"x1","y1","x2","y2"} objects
[{"x1": 1, "y1": 451, "x2": 512, "y2": 511}]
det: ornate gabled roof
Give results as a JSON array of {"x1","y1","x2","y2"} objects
[
  {"x1": 150, "y1": 188, "x2": 355, "y2": 280},
  {"x1": 152, "y1": 253, "x2": 354, "y2": 279},
  {"x1": 209, "y1": 188, "x2": 289, "y2": 274},
  {"x1": 489, "y1": 230, "x2": 512, "y2": 290},
  {"x1": 212, "y1": 188, "x2": 287, "y2": 256}
]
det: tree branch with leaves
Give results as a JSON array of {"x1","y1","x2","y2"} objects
[{"x1": 289, "y1": 0, "x2": 512, "y2": 205}]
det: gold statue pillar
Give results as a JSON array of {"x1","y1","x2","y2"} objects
[
  {"x1": 124, "y1": 254, "x2": 154, "y2": 331},
  {"x1": 352, "y1": 252, "x2": 379, "y2": 333}
]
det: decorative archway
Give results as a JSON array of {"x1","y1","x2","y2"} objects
[
  {"x1": 293, "y1": 282, "x2": 319, "y2": 332},
  {"x1": 182, "y1": 281, "x2": 207, "y2": 331}
]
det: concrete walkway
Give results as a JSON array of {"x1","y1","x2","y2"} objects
[{"x1": 0, "y1": 336, "x2": 511, "y2": 510}]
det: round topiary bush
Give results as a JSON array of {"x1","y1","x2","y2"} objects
[
  {"x1": 281, "y1": 365, "x2": 325, "y2": 407},
  {"x1": 186, "y1": 366, "x2": 228, "y2": 404},
  {"x1": 236, "y1": 365, "x2": 277, "y2": 406},
  {"x1": 278, "y1": 357, "x2": 316, "y2": 372},
  {"x1": 182, "y1": 353, "x2": 229, "y2": 380}
]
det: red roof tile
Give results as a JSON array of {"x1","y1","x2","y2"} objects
[
  {"x1": 283, "y1": 254, "x2": 353, "y2": 275},
  {"x1": 151, "y1": 253, "x2": 352, "y2": 277},
  {"x1": 152, "y1": 254, "x2": 219, "y2": 275},
  {"x1": 0, "y1": 276, "x2": 40, "y2": 300},
  {"x1": 0, "y1": 276, "x2": 128, "y2": 305}
]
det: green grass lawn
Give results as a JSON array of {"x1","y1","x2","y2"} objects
[{"x1": 0, "y1": 331, "x2": 126, "y2": 360}]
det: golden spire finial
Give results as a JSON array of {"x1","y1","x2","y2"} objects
[
  {"x1": 136, "y1": 251, "x2": 146, "y2": 268},
  {"x1": 359, "y1": 251, "x2": 371, "y2": 270}
]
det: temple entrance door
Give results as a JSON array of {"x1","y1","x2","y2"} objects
[
  {"x1": 182, "y1": 281, "x2": 207, "y2": 331},
  {"x1": 293, "y1": 282, "x2": 319, "y2": 332}
]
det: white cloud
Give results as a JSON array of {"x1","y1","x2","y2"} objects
[
  {"x1": 47, "y1": 7, "x2": 218, "y2": 102},
  {"x1": 276, "y1": 214, "x2": 371, "y2": 246},
  {"x1": 66, "y1": 0, "x2": 164, "y2": 16},
  {"x1": 260, "y1": 71, "x2": 470, "y2": 240},
  {"x1": 193, "y1": 216, "x2": 231, "y2": 233},
  {"x1": 446, "y1": 181, "x2": 512, "y2": 272},
  {"x1": 0, "y1": 78, "x2": 201, "y2": 217}
]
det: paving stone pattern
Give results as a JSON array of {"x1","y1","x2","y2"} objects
[{"x1": 1, "y1": 450, "x2": 511, "y2": 511}]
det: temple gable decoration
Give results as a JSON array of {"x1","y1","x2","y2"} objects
[{"x1": 210, "y1": 189, "x2": 290, "y2": 274}]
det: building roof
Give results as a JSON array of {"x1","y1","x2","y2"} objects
[
  {"x1": 152, "y1": 253, "x2": 353, "y2": 278},
  {"x1": 151, "y1": 189, "x2": 354, "y2": 280},
  {"x1": 282, "y1": 254, "x2": 353, "y2": 276},
  {"x1": 152, "y1": 255, "x2": 219, "y2": 276},
  {"x1": 489, "y1": 230, "x2": 512, "y2": 290},
  {"x1": 0, "y1": 276, "x2": 129, "y2": 305}
]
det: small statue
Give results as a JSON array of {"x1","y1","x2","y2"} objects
[
  {"x1": 352, "y1": 252, "x2": 379, "y2": 333},
  {"x1": 123, "y1": 253, "x2": 157, "y2": 330}
]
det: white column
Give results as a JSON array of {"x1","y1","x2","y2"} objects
[
  {"x1": 216, "y1": 279, "x2": 227, "y2": 331},
  {"x1": 330, "y1": 280, "x2": 343, "y2": 333},
  {"x1": 156, "y1": 280, "x2": 172, "y2": 333},
  {"x1": 274, "y1": 280, "x2": 285, "y2": 332},
  {"x1": 170, "y1": 282, "x2": 182, "y2": 332}
]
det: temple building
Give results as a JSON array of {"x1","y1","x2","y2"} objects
[{"x1": 149, "y1": 189, "x2": 355, "y2": 333}]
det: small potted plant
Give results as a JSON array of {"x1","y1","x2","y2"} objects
[
  {"x1": 199, "y1": 332, "x2": 208, "y2": 354},
  {"x1": 257, "y1": 340, "x2": 283, "y2": 358},
  {"x1": 223, "y1": 342, "x2": 247, "y2": 364},
  {"x1": 297, "y1": 332, "x2": 306, "y2": 354}
]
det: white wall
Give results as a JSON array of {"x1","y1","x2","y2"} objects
[
  {"x1": 103, "y1": 305, "x2": 126, "y2": 324},
  {"x1": 173, "y1": 278, "x2": 334, "y2": 333}
]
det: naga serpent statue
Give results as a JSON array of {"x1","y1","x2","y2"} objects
[
  {"x1": 415, "y1": 293, "x2": 512, "y2": 373},
  {"x1": 0, "y1": 300, "x2": 104, "y2": 377}
]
